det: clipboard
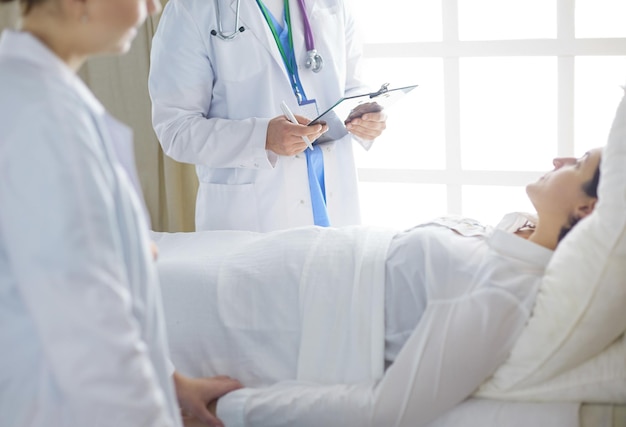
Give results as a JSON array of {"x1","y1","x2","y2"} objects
[{"x1": 307, "y1": 83, "x2": 418, "y2": 143}]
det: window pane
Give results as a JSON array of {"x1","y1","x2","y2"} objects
[
  {"x1": 355, "y1": 58, "x2": 445, "y2": 170},
  {"x1": 575, "y1": 56, "x2": 626, "y2": 154},
  {"x1": 458, "y1": 0, "x2": 556, "y2": 41},
  {"x1": 354, "y1": 1, "x2": 442, "y2": 43},
  {"x1": 462, "y1": 185, "x2": 535, "y2": 227},
  {"x1": 358, "y1": 183, "x2": 447, "y2": 229},
  {"x1": 575, "y1": 0, "x2": 626, "y2": 39},
  {"x1": 460, "y1": 57, "x2": 557, "y2": 171}
]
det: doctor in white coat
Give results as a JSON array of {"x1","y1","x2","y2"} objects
[
  {"x1": 149, "y1": 0, "x2": 387, "y2": 232},
  {"x1": 0, "y1": 1, "x2": 240, "y2": 427}
]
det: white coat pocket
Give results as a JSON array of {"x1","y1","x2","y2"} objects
[{"x1": 195, "y1": 182, "x2": 260, "y2": 231}]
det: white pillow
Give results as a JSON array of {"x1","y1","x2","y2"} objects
[
  {"x1": 478, "y1": 89, "x2": 626, "y2": 400},
  {"x1": 479, "y1": 332, "x2": 626, "y2": 402}
]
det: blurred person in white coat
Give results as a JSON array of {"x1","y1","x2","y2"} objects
[
  {"x1": 149, "y1": 0, "x2": 387, "y2": 232},
  {"x1": 0, "y1": 0, "x2": 240, "y2": 426}
]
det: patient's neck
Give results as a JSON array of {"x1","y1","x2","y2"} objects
[
  {"x1": 514, "y1": 228, "x2": 534, "y2": 240},
  {"x1": 526, "y1": 221, "x2": 560, "y2": 250}
]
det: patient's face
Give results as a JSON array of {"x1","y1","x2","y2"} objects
[{"x1": 526, "y1": 147, "x2": 602, "y2": 222}]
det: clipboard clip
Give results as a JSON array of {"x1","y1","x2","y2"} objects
[{"x1": 370, "y1": 82, "x2": 390, "y2": 98}]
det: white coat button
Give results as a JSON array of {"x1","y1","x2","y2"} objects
[
  {"x1": 254, "y1": 163, "x2": 259, "y2": 168},
  {"x1": 326, "y1": 146, "x2": 332, "y2": 152},
  {"x1": 299, "y1": 200, "x2": 305, "y2": 204},
  {"x1": 295, "y1": 155, "x2": 301, "y2": 159}
]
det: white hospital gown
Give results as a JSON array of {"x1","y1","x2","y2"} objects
[{"x1": 216, "y1": 213, "x2": 552, "y2": 427}]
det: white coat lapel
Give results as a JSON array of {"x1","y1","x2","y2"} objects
[
  {"x1": 102, "y1": 115, "x2": 144, "y2": 201},
  {"x1": 88, "y1": 109, "x2": 150, "y2": 226},
  {"x1": 287, "y1": 0, "x2": 306, "y2": 69},
  {"x1": 235, "y1": 0, "x2": 292, "y2": 85}
]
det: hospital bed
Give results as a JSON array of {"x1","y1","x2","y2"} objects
[{"x1": 152, "y1": 229, "x2": 626, "y2": 427}]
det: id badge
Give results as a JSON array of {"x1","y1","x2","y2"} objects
[{"x1": 296, "y1": 99, "x2": 319, "y2": 123}]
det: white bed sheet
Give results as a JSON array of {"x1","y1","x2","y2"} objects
[{"x1": 427, "y1": 398, "x2": 579, "y2": 427}]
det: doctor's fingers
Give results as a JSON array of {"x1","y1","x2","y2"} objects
[
  {"x1": 347, "y1": 112, "x2": 387, "y2": 138},
  {"x1": 291, "y1": 114, "x2": 330, "y2": 134},
  {"x1": 266, "y1": 133, "x2": 309, "y2": 156},
  {"x1": 292, "y1": 115, "x2": 330, "y2": 142},
  {"x1": 348, "y1": 111, "x2": 388, "y2": 129},
  {"x1": 361, "y1": 110, "x2": 388, "y2": 123},
  {"x1": 183, "y1": 377, "x2": 243, "y2": 427},
  {"x1": 269, "y1": 115, "x2": 324, "y2": 138},
  {"x1": 198, "y1": 376, "x2": 243, "y2": 400},
  {"x1": 290, "y1": 115, "x2": 327, "y2": 138},
  {"x1": 279, "y1": 138, "x2": 310, "y2": 156},
  {"x1": 347, "y1": 120, "x2": 387, "y2": 140},
  {"x1": 267, "y1": 118, "x2": 312, "y2": 155}
]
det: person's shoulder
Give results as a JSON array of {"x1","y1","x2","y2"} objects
[
  {"x1": 0, "y1": 63, "x2": 97, "y2": 161},
  {"x1": 0, "y1": 58, "x2": 43, "y2": 106},
  {"x1": 0, "y1": 58, "x2": 82, "y2": 114}
]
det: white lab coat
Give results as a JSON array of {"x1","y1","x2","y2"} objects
[
  {"x1": 0, "y1": 31, "x2": 182, "y2": 427},
  {"x1": 149, "y1": 0, "x2": 372, "y2": 232},
  {"x1": 152, "y1": 214, "x2": 554, "y2": 427}
]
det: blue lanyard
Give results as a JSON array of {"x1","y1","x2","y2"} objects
[{"x1": 256, "y1": 0, "x2": 307, "y2": 103}]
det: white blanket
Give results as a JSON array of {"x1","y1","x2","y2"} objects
[{"x1": 152, "y1": 226, "x2": 395, "y2": 385}]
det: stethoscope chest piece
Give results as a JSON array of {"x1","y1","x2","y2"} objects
[{"x1": 306, "y1": 49, "x2": 324, "y2": 73}]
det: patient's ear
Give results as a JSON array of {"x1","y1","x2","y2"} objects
[{"x1": 575, "y1": 198, "x2": 598, "y2": 219}]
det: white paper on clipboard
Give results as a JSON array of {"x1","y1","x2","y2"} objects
[{"x1": 307, "y1": 83, "x2": 418, "y2": 144}]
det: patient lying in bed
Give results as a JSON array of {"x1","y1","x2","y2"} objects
[{"x1": 154, "y1": 94, "x2": 626, "y2": 427}]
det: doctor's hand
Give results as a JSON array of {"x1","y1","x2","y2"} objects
[
  {"x1": 345, "y1": 111, "x2": 387, "y2": 141},
  {"x1": 173, "y1": 371, "x2": 242, "y2": 427},
  {"x1": 150, "y1": 241, "x2": 159, "y2": 261},
  {"x1": 266, "y1": 114, "x2": 328, "y2": 156}
]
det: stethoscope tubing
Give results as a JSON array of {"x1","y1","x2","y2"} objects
[
  {"x1": 212, "y1": 0, "x2": 323, "y2": 72},
  {"x1": 296, "y1": 0, "x2": 314, "y2": 52}
]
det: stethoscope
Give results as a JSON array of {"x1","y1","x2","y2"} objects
[{"x1": 210, "y1": 0, "x2": 324, "y2": 73}]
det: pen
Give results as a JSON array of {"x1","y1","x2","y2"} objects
[{"x1": 280, "y1": 100, "x2": 313, "y2": 151}]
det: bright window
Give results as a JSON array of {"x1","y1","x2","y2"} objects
[
  {"x1": 359, "y1": 183, "x2": 447, "y2": 230},
  {"x1": 575, "y1": 0, "x2": 626, "y2": 38},
  {"x1": 458, "y1": 0, "x2": 556, "y2": 41},
  {"x1": 355, "y1": 1, "x2": 443, "y2": 43},
  {"x1": 354, "y1": 0, "x2": 626, "y2": 229},
  {"x1": 460, "y1": 57, "x2": 557, "y2": 171},
  {"x1": 575, "y1": 56, "x2": 626, "y2": 153},
  {"x1": 462, "y1": 185, "x2": 535, "y2": 227}
]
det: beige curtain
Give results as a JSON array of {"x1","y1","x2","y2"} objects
[
  {"x1": 0, "y1": 1, "x2": 198, "y2": 232},
  {"x1": 0, "y1": 3, "x2": 18, "y2": 28}
]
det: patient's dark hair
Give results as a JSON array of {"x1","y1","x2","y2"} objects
[
  {"x1": 0, "y1": 0, "x2": 46, "y2": 14},
  {"x1": 557, "y1": 163, "x2": 602, "y2": 242}
]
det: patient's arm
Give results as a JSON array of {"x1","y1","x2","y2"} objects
[
  {"x1": 215, "y1": 288, "x2": 529, "y2": 427},
  {"x1": 372, "y1": 288, "x2": 527, "y2": 426}
]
